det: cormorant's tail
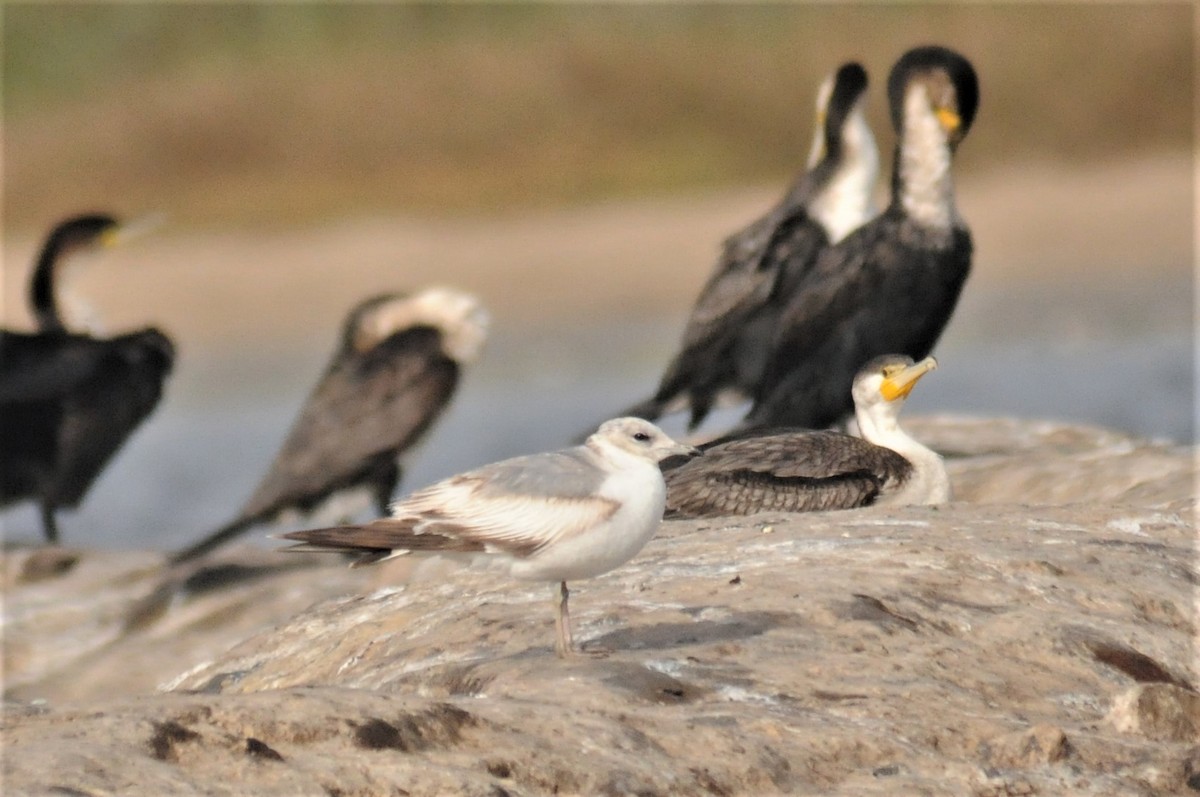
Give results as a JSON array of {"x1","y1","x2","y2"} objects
[{"x1": 168, "y1": 515, "x2": 258, "y2": 566}]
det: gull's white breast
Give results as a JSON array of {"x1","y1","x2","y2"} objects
[{"x1": 508, "y1": 453, "x2": 666, "y2": 583}]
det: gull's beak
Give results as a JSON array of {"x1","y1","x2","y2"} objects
[
  {"x1": 671, "y1": 442, "x2": 703, "y2": 459},
  {"x1": 880, "y1": 356, "x2": 937, "y2": 402}
]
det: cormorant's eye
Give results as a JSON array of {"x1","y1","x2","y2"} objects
[{"x1": 633, "y1": 432, "x2": 651, "y2": 442}]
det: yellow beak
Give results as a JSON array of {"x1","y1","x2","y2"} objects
[
  {"x1": 880, "y1": 356, "x2": 938, "y2": 402},
  {"x1": 98, "y1": 226, "x2": 124, "y2": 248},
  {"x1": 100, "y1": 213, "x2": 166, "y2": 248},
  {"x1": 935, "y1": 107, "x2": 961, "y2": 134}
]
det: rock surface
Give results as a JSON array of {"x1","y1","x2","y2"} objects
[{"x1": 2, "y1": 417, "x2": 1196, "y2": 796}]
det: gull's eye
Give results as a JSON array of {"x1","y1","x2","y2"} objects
[{"x1": 633, "y1": 432, "x2": 651, "y2": 442}]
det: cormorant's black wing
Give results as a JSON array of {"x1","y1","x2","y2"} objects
[
  {"x1": 664, "y1": 429, "x2": 911, "y2": 517},
  {"x1": 746, "y1": 211, "x2": 971, "y2": 430},
  {"x1": 639, "y1": 197, "x2": 830, "y2": 429},
  {"x1": 0, "y1": 331, "x2": 107, "y2": 402},
  {"x1": 236, "y1": 327, "x2": 460, "y2": 522},
  {"x1": 50, "y1": 329, "x2": 175, "y2": 505},
  {"x1": 0, "y1": 328, "x2": 173, "y2": 510}
]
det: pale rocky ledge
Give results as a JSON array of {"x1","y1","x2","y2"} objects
[{"x1": 3, "y1": 416, "x2": 1196, "y2": 796}]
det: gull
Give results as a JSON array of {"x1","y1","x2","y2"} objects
[{"x1": 280, "y1": 417, "x2": 700, "y2": 658}]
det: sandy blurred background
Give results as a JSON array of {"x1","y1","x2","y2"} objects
[{"x1": 1, "y1": 5, "x2": 1193, "y2": 547}]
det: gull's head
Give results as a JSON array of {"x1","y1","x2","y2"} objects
[
  {"x1": 348, "y1": 287, "x2": 490, "y2": 362},
  {"x1": 589, "y1": 417, "x2": 702, "y2": 463},
  {"x1": 852, "y1": 354, "x2": 937, "y2": 424}
]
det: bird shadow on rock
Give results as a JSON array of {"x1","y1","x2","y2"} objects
[
  {"x1": 427, "y1": 652, "x2": 708, "y2": 707},
  {"x1": 406, "y1": 611, "x2": 800, "y2": 704},
  {"x1": 122, "y1": 558, "x2": 329, "y2": 633},
  {"x1": 588, "y1": 609, "x2": 797, "y2": 654}
]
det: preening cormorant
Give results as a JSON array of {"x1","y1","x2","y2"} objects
[
  {"x1": 744, "y1": 46, "x2": 979, "y2": 431},
  {"x1": 664, "y1": 354, "x2": 946, "y2": 517},
  {"x1": 0, "y1": 214, "x2": 175, "y2": 543},
  {"x1": 169, "y1": 288, "x2": 489, "y2": 564},
  {"x1": 619, "y1": 62, "x2": 879, "y2": 431}
]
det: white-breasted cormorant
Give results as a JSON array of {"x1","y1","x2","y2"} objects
[
  {"x1": 279, "y1": 417, "x2": 700, "y2": 658},
  {"x1": 664, "y1": 354, "x2": 947, "y2": 517},
  {"x1": 169, "y1": 288, "x2": 489, "y2": 564},
  {"x1": 744, "y1": 46, "x2": 979, "y2": 431},
  {"x1": 0, "y1": 214, "x2": 175, "y2": 543},
  {"x1": 618, "y1": 62, "x2": 879, "y2": 431}
]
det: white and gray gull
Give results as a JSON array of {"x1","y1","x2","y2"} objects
[
  {"x1": 171, "y1": 287, "x2": 488, "y2": 564},
  {"x1": 617, "y1": 61, "x2": 878, "y2": 432},
  {"x1": 663, "y1": 355, "x2": 948, "y2": 517},
  {"x1": 280, "y1": 417, "x2": 700, "y2": 658}
]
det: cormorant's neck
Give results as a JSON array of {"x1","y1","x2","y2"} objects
[
  {"x1": 893, "y1": 85, "x2": 958, "y2": 234},
  {"x1": 30, "y1": 237, "x2": 67, "y2": 333},
  {"x1": 856, "y1": 403, "x2": 902, "y2": 448},
  {"x1": 857, "y1": 402, "x2": 951, "y2": 502},
  {"x1": 807, "y1": 107, "x2": 879, "y2": 244}
]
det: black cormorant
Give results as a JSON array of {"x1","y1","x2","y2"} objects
[
  {"x1": 664, "y1": 355, "x2": 946, "y2": 517},
  {"x1": 744, "y1": 46, "x2": 979, "y2": 431},
  {"x1": 618, "y1": 62, "x2": 878, "y2": 431},
  {"x1": 169, "y1": 288, "x2": 489, "y2": 564},
  {"x1": 0, "y1": 214, "x2": 175, "y2": 543}
]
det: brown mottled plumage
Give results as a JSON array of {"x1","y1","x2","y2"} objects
[
  {"x1": 664, "y1": 354, "x2": 947, "y2": 517},
  {"x1": 664, "y1": 429, "x2": 911, "y2": 516}
]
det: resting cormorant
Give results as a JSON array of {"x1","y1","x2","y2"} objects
[
  {"x1": 619, "y1": 61, "x2": 878, "y2": 431},
  {"x1": 169, "y1": 288, "x2": 488, "y2": 564},
  {"x1": 0, "y1": 214, "x2": 175, "y2": 543},
  {"x1": 663, "y1": 354, "x2": 946, "y2": 517},
  {"x1": 744, "y1": 46, "x2": 979, "y2": 431}
]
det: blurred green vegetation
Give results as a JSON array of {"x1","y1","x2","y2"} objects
[{"x1": 4, "y1": 4, "x2": 1193, "y2": 229}]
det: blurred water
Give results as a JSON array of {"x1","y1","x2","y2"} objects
[{"x1": 1, "y1": 313, "x2": 1191, "y2": 551}]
